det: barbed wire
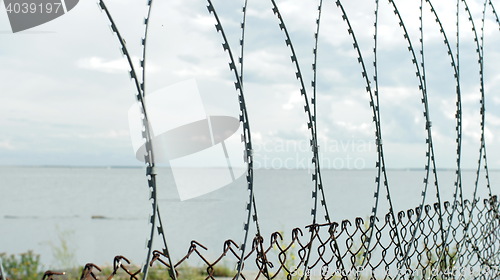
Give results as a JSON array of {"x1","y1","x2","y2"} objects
[
  {"x1": 4, "y1": 1, "x2": 497, "y2": 280},
  {"x1": 420, "y1": 0, "x2": 466, "y2": 271},
  {"x1": 384, "y1": 0, "x2": 445, "y2": 274},
  {"x1": 96, "y1": 1, "x2": 176, "y2": 279},
  {"x1": 205, "y1": 1, "x2": 267, "y2": 279},
  {"x1": 94, "y1": 0, "x2": 497, "y2": 279},
  {"x1": 38, "y1": 195, "x2": 500, "y2": 280},
  {"x1": 333, "y1": 0, "x2": 402, "y2": 273}
]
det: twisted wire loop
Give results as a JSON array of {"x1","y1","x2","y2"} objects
[
  {"x1": 239, "y1": 0, "x2": 249, "y2": 84},
  {"x1": 41, "y1": 271, "x2": 65, "y2": 280},
  {"x1": 80, "y1": 263, "x2": 101, "y2": 280},
  {"x1": 62, "y1": 1, "x2": 500, "y2": 280},
  {"x1": 311, "y1": 0, "x2": 349, "y2": 277},
  {"x1": 480, "y1": 0, "x2": 500, "y2": 226},
  {"x1": 358, "y1": 0, "x2": 385, "y2": 272},
  {"x1": 139, "y1": 1, "x2": 177, "y2": 278},
  {"x1": 416, "y1": 0, "x2": 446, "y2": 264},
  {"x1": 450, "y1": 0, "x2": 499, "y2": 273},
  {"x1": 268, "y1": 0, "x2": 328, "y2": 225},
  {"x1": 312, "y1": 1, "x2": 350, "y2": 275},
  {"x1": 479, "y1": 1, "x2": 493, "y2": 200},
  {"x1": 458, "y1": 0, "x2": 488, "y2": 206},
  {"x1": 268, "y1": 1, "x2": 345, "y2": 277},
  {"x1": 421, "y1": 0, "x2": 466, "y2": 272},
  {"x1": 384, "y1": 0, "x2": 445, "y2": 274},
  {"x1": 205, "y1": 1, "x2": 268, "y2": 279},
  {"x1": 332, "y1": 0, "x2": 402, "y2": 273},
  {"x1": 454, "y1": 2, "x2": 467, "y2": 265},
  {"x1": 490, "y1": 0, "x2": 500, "y2": 29},
  {"x1": 107, "y1": 256, "x2": 141, "y2": 280},
  {"x1": 312, "y1": 0, "x2": 333, "y2": 228},
  {"x1": 479, "y1": 0, "x2": 500, "y2": 226},
  {"x1": 236, "y1": 0, "x2": 271, "y2": 278},
  {"x1": 97, "y1": 1, "x2": 176, "y2": 279}
]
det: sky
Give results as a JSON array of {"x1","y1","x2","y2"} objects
[{"x1": 0, "y1": 0, "x2": 499, "y2": 169}]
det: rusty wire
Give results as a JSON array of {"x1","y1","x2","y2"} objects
[
  {"x1": 31, "y1": 1, "x2": 500, "y2": 280},
  {"x1": 41, "y1": 271, "x2": 65, "y2": 280},
  {"x1": 147, "y1": 196, "x2": 500, "y2": 279},
  {"x1": 42, "y1": 195, "x2": 500, "y2": 280},
  {"x1": 79, "y1": 263, "x2": 101, "y2": 280}
]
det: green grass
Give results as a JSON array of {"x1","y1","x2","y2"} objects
[
  {"x1": 0, "y1": 251, "x2": 42, "y2": 280},
  {"x1": 0, "y1": 251, "x2": 234, "y2": 280}
]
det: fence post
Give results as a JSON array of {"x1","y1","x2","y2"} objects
[{"x1": 0, "y1": 259, "x2": 6, "y2": 280}]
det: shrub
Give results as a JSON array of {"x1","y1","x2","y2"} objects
[{"x1": 0, "y1": 251, "x2": 42, "y2": 280}]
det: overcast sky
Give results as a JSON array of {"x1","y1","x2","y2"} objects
[{"x1": 0, "y1": 0, "x2": 499, "y2": 169}]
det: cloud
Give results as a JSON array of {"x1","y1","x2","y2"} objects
[
  {"x1": 53, "y1": 130, "x2": 130, "y2": 140},
  {"x1": 282, "y1": 87, "x2": 307, "y2": 111},
  {"x1": 0, "y1": 0, "x2": 499, "y2": 169},
  {"x1": 76, "y1": 56, "x2": 129, "y2": 73},
  {"x1": 0, "y1": 140, "x2": 16, "y2": 151},
  {"x1": 76, "y1": 56, "x2": 161, "y2": 75}
]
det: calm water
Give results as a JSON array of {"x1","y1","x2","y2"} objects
[{"x1": 0, "y1": 167, "x2": 498, "y2": 269}]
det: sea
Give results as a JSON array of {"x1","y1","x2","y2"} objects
[{"x1": 0, "y1": 166, "x2": 498, "y2": 269}]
